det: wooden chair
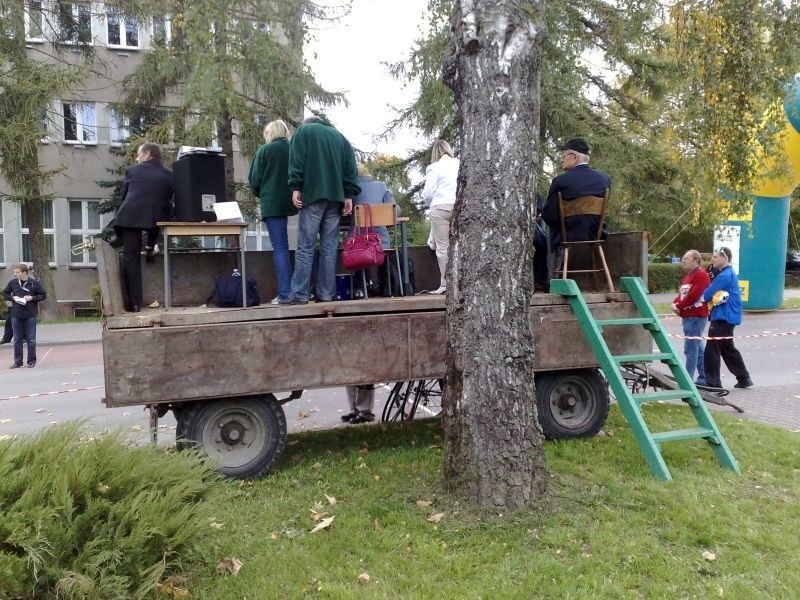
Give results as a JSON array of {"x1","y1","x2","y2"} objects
[
  {"x1": 352, "y1": 203, "x2": 403, "y2": 298},
  {"x1": 556, "y1": 189, "x2": 614, "y2": 292}
]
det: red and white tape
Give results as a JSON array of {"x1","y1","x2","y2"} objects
[
  {"x1": 0, "y1": 385, "x2": 102, "y2": 402},
  {"x1": 668, "y1": 331, "x2": 800, "y2": 341}
]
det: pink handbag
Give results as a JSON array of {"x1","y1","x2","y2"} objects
[{"x1": 341, "y1": 204, "x2": 385, "y2": 270}]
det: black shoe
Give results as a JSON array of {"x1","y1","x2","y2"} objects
[
  {"x1": 278, "y1": 298, "x2": 308, "y2": 306},
  {"x1": 349, "y1": 414, "x2": 375, "y2": 425},
  {"x1": 27, "y1": 362, "x2": 35, "y2": 368},
  {"x1": 316, "y1": 297, "x2": 334, "y2": 303},
  {"x1": 144, "y1": 247, "x2": 155, "y2": 263},
  {"x1": 734, "y1": 378, "x2": 754, "y2": 389},
  {"x1": 10, "y1": 363, "x2": 22, "y2": 369},
  {"x1": 340, "y1": 410, "x2": 359, "y2": 422},
  {"x1": 0, "y1": 338, "x2": 11, "y2": 344}
]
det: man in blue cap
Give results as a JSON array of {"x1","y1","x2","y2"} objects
[{"x1": 541, "y1": 137, "x2": 610, "y2": 260}]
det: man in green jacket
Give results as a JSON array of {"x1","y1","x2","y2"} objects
[{"x1": 283, "y1": 116, "x2": 361, "y2": 304}]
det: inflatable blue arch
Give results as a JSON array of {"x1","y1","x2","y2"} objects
[{"x1": 716, "y1": 75, "x2": 800, "y2": 310}]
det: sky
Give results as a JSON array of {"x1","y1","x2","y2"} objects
[{"x1": 304, "y1": 0, "x2": 431, "y2": 159}]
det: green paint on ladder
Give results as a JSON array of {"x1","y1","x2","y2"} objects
[{"x1": 549, "y1": 277, "x2": 740, "y2": 481}]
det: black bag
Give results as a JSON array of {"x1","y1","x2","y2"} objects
[
  {"x1": 207, "y1": 274, "x2": 260, "y2": 307},
  {"x1": 380, "y1": 254, "x2": 415, "y2": 297}
]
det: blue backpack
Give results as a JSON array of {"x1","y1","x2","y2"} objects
[{"x1": 207, "y1": 273, "x2": 260, "y2": 307}]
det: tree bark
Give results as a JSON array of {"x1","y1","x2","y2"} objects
[{"x1": 441, "y1": 0, "x2": 548, "y2": 509}]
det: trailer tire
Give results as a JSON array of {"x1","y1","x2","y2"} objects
[
  {"x1": 173, "y1": 407, "x2": 191, "y2": 451},
  {"x1": 182, "y1": 396, "x2": 287, "y2": 479},
  {"x1": 535, "y1": 369, "x2": 609, "y2": 440}
]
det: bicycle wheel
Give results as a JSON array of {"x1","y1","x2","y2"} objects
[
  {"x1": 381, "y1": 380, "x2": 415, "y2": 422},
  {"x1": 409, "y1": 379, "x2": 444, "y2": 420}
]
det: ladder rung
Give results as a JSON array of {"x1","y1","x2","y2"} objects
[
  {"x1": 651, "y1": 427, "x2": 716, "y2": 444},
  {"x1": 613, "y1": 353, "x2": 676, "y2": 364},
  {"x1": 596, "y1": 317, "x2": 657, "y2": 327},
  {"x1": 633, "y1": 389, "x2": 695, "y2": 403}
]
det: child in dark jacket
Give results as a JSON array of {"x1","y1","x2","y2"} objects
[{"x1": 2, "y1": 263, "x2": 47, "y2": 368}]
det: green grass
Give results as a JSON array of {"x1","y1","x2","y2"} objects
[{"x1": 184, "y1": 406, "x2": 799, "y2": 598}]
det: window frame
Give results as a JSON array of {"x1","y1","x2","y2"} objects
[
  {"x1": 62, "y1": 101, "x2": 97, "y2": 145},
  {"x1": 108, "y1": 108, "x2": 130, "y2": 147},
  {"x1": 58, "y1": 1, "x2": 94, "y2": 46},
  {"x1": 24, "y1": 0, "x2": 45, "y2": 42},
  {"x1": 68, "y1": 199, "x2": 102, "y2": 267},
  {"x1": 21, "y1": 200, "x2": 56, "y2": 266},
  {"x1": 105, "y1": 4, "x2": 139, "y2": 49}
]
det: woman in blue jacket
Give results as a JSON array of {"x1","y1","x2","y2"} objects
[{"x1": 702, "y1": 247, "x2": 753, "y2": 389}]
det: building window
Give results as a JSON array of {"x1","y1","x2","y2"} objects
[
  {"x1": 106, "y1": 6, "x2": 139, "y2": 48},
  {"x1": 58, "y1": 2, "x2": 92, "y2": 45},
  {"x1": 151, "y1": 15, "x2": 172, "y2": 46},
  {"x1": 63, "y1": 102, "x2": 96, "y2": 144},
  {"x1": 69, "y1": 200, "x2": 101, "y2": 265},
  {"x1": 21, "y1": 200, "x2": 55, "y2": 264},
  {"x1": 109, "y1": 109, "x2": 130, "y2": 146},
  {"x1": 25, "y1": 0, "x2": 44, "y2": 41},
  {"x1": 245, "y1": 219, "x2": 272, "y2": 251}
]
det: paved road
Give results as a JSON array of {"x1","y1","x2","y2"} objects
[{"x1": 1, "y1": 302, "x2": 799, "y2": 443}]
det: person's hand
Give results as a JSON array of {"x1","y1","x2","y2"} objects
[
  {"x1": 342, "y1": 198, "x2": 352, "y2": 216},
  {"x1": 292, "y1": 190, "x2": 303, "y2": 209},
  {"x1": 670, "y1": 303, "x2": 679, "y2": 315},
  {"x1": 23, "y1": 295, "x2": 32, "y2": 302}
]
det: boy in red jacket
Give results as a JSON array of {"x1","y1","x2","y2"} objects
[{"x1": 671, "y1": 249, "x2": 711, "y2": 385}]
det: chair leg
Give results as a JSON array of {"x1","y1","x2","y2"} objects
[
  {"x1": 597, "y1": 246, "x2": 614, "y2": 292},
  {"x1": 362, "y1": 270, "x2": 369, "y2": 299},
  {"x1": 561, "y1": 247, "x2": 570, "y2": 279}
]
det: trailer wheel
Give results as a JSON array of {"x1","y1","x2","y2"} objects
[
  {"x1": 173, "y1": 407, "x2": 191, "y2": 451},
  {"x1": 535, "y1": 369, "x2": 609, "y2": 440},
  {"x1": 182, "y1": 396, "x2": 287, "y2": 479}
]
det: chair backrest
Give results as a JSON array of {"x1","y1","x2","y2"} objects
[
  {"x1": 558, "y1": 189, "x2": 609, "y2": 243},
  {"x1": 354, "y1": 203, "x2": 397, "y2": 228}
]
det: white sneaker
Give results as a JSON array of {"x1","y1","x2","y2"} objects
[
  {"x1": 431, "y1": 286, "x2": 447, "y2": 295},
  {"x1": 270, "y1": 297, "x2": 279, "y2": 305}
]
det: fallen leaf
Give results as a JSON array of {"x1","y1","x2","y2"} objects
[
  {"x1": 35, "y1": 408, "x2": 46, "y2": 414},
  {"x1": 210, "y1": 522, "x2": 224, "y2": 529},
  {"x1": 358, "y1": 572, "x2": 370, "y2": 583},
  {"x1": 325, "y1": 494, "x2": 337, "y2": 505},
  {"x1": 215, "y1": 557, "x2": 243, "y2": 575},
  {"x1": 702, "y1": 550, "x2": 717, "y2": 561},
  {"x1": 149, "y1": 300, "x2": 160, "y2": 308},
  {"x1": 373, "y1": 475, "x2": 380, "y2": 481},
  {"x1": 309, "y1": 508, "x2": 327, "y2": 522},
  {"x1": 297, "y1": 411, "x2": 310, "y2": 419},
  {"x1": 427, "y1": 513, "x2": 444, "y2": 524},
  {"x1": 157, "y1": 574, "x2": 189, "y2": 597},
  {"x1": 310, "y1": 515, "x2": 335, "y2": 533},
  {"x1": 416, "y1": 500, "x2": 433, "y2": 508},
  {"x1": 270, "y1": 532, "x2": 279, "y2": 539},
  {"x1": 358, "y1": 446, "x2": 369, "y2": 454},
  {"x1": 96, "y1": 483, "x2": 109, "y2": 494},
  {"x1": 0, "y1": 419, "x2": 10, "y2": 424}
]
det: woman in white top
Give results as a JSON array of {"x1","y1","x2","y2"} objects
[{"x1": 422, "y1": 140, "x2": 459, "y2": 294}]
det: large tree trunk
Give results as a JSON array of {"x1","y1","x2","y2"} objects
[
  {"x1": 21, "y1": 196, "x2": 59, "y2": 321},
  {"x1": 441, "y1": 0, "x2": 548, "y2": 509}
]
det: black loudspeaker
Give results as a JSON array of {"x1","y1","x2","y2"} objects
[{"x1": 172, "y1": 151, "x2": 225, "y2": 222}]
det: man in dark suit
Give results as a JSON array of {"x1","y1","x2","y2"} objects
[
  {"x1": 114, "y1": 142, "x2": 173, "y2": 312},
  {"x1": 541, "y1": 137, "x2": 610, "y2": 253}
]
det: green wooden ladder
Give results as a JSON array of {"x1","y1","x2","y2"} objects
[{"x1": 549, "y1": 276, "x2": 739, "y2": 481}]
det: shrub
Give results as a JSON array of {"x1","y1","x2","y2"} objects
[
  {"x1": 0, "y1": 425, "x2": 220, "y2": 599},
  {"x1": 647, "y1": 262, "x2": 682, "y2": 293}
]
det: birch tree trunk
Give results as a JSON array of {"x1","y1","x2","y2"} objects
[{"x1": 441, "y1": 0, "x2": 548, "y2": 509}]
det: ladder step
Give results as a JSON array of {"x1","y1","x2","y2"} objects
[
  {"x1": 651, "y1": 427, "x2": 717, "y2": 444},
  {"x1": 596, "y1": 317, "x2": 657, "y2": 327},
  {"x1": 613, "y1": 352, "x2": 676, "y2": 365},
  {"x1": 633, "y1": 389, "x2": 695, "y2": 403}
]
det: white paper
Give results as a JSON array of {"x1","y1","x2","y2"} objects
[
  {"x1": 213, "y1": 201, "x2": 243, "y2": 221},
  {"x1": 13, "y1": 296, "x2": 26, "y2": 305}
]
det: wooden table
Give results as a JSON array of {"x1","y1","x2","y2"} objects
[{"x1": 157, "y1": 221, "x2": 248, "y2": 309}]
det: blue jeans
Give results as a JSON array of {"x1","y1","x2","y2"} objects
[
  {"x1": 265, "y1": 216, "x2": 292, "y2": 300},
  {"x1": 290, "y1": 200, "x2": 342, "y2": 302},
  {"x1": 11, "y1": 316, "x2": 37, "y2": 365},
  {"x1": 683, "y1": 316, "x2": 707, "y2": 383}
]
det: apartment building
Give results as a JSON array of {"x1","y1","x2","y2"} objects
[{"x1": 1, "y1": 1, "x2": 280, "y2": 312}]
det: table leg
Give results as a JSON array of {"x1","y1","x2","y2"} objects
[
  {"x1": 163, "y1": 230, "x2": 171, "y2": 309},
  {"x1": 400, "y1": 222, "x2": 411, "y2": 295}
]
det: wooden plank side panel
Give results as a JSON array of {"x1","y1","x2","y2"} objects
[
  {"x1": 103, "y1": 303, "x2": 650, "y2": 407},
  {"x1": 95, "y1": 239, "x2": 125, "y2": 316}
]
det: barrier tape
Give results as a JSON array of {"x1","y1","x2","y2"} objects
[
  {"x1": 667, "y1": 331, "x2": 800, "y2": 341},
  {"x1": 0, "y1": 385, "x2": 102, "y2": 402}
]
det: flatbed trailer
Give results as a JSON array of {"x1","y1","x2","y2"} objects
[{"x1": 97, "y1": 235, "x2": 651, "y2": 478}]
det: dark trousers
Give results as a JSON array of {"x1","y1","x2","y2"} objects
[
  {"x1": 11, "y1": 316, "x2": 37, "y2": 366},
  {"x1": 119, "y1": 227, "x2": 158, "y2": 309},
  {"x1": 2, "y1": 317, "x2": 11, "y2": 342},
  {"x1": 703, "y1": 320, "x2": 750, "y2": 388}
]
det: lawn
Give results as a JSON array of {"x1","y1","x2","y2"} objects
[{"x1": 184, "y1": 406, "x2": 800, "y2": 598}]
